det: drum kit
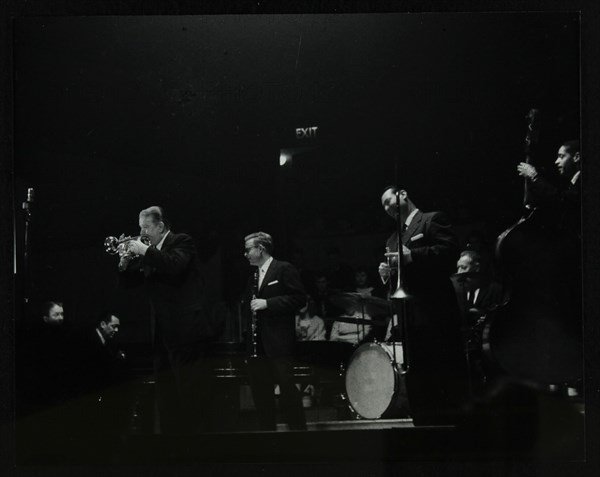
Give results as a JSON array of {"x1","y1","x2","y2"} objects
[
  {"x1": 322, "y1": 292, "x2": 411, "y2": 420},
  {"x1": 215, "y1": 288, "x2": 487, "y2": 422}
]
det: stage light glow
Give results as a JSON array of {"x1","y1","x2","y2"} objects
[{"x1": 279, "y1": 153, "x2": 292, "y2": 166}]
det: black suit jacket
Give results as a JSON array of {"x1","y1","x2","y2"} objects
[
  {"x1": 71, "y1": 328, "x2": 128, "y2": 397},
  {"x1": 120, "y1": 232, "x2": 210, "y2": 348},
  {"x1": 248, "y1": 259, "x2": 306, "y2": 358},
  {"x1": 530, "y1": 172, "x2": 581, "y2": 237},
  {"x1": 451, "y1": 278, "x2": 505, "y2": 326},
  {"x1": 386, "y1": 210, "x2": 463, "y2": 357},
  {"x1": 387, "y1": 210, "x2": 458, "y2": 299}
]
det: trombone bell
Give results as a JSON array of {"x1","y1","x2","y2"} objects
[
  {"x1": 391, "y1": 287, "x2": 409, "y2": 299},
  {"x1": 385, "y1": 247, "x2": 410, "y2": 300}
]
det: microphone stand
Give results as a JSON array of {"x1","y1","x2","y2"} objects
[{"x1": 21, "y1": 188, "x2": 34, "y2": 306}]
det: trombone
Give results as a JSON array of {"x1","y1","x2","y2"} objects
[
  {"x1": 384, "y1": 188, "x2": 410, "y2": 373},
  {"x1": 384, "y1": 188, "x2": 410, "y2": 299},
  {"x1": 385, "y1": 247, "x2": 409, "y2": 299}
]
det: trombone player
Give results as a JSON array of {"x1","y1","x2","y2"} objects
[
  {"x1": 118, "y1": 206, "x2": 213, "y2": 434},
  {"x1": 378, "y1": 186, "x2": 468, "y2": 426}
]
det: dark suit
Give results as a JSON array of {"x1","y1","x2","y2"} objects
[
  {"x1": 70, "y1": 328, "x2": 131, "y2": 442},
  {"x1": 451, "y1": 278, "x2": 505, "y2": 327},
  {"x1": 246, "y1": 258, "x2": 307, "y2": 430},
  {"x1": 25, "y1": 321, "x2": 78, "y2": 412},
  {"x1": 451, "y1": 277, "x2": 505, "y2": 394},
  {"x1": 387, "y1": 210, "x2": 469, "y2": 425},
  {"x1": 120, "y1": 231, "x2": 212, "y2": 433},
  {"x1": 530, "y1": 172, "x2": 581, "y2": 237}
]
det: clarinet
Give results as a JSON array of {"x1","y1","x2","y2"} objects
[{"x1": 250, "y1": 267, "x2": 259, "y2": 358}]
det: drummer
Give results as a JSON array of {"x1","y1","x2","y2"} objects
[
  {"x1": 329, "y1": 305, "x2": 372, "y2": 345},
  {"x1": 348, "y1": 266, "x2": 389, "y2": 341}
]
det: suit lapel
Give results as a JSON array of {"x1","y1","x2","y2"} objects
[
  {"x1": 145, "y1": 232, "x2": 174, "y2": 276},
  {"x1": 160, "y1": 231, "x2": 175, "y2": 251},
  {"x1": 259, "y1": 259, "x2": 278, "y2": 294},
  {"x1": 402, "y1": 211, "x2": 424, "y2": 245}
]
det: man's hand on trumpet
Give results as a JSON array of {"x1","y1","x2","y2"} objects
[{"x1": 127, "y1": 238, "x2": 150, "y2": 257}]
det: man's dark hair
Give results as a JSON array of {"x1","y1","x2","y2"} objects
[
  {"x1": 244, "y1": 231, "x2": 274, "y2": 255},
  {"x1": 561, "y1": 139, "x2": 580, "y2": 156},
  {"x1": 96, "y1": 311, "x2": 117, "y2": 326},
  {"x1": 139, "y1": 205, "x2": 171, "y2": 230},
  {"x1": 381, "y1": 185, "x2": 416, "y2": 203},
  {"x1": 41, "y1": 301, "x2": 63, "y2": 318}
]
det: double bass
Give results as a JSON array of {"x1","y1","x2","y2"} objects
[{"x1": 487, "y1": 109, "x2": 582, "y2": 386}]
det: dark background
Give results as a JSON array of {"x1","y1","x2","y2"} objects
[
  {"x1": 13, "y1": 13, "x2": 580, "y2": 344},
  {"x1": 2, "y1": 3, "x2": 600, "y2": 475}
]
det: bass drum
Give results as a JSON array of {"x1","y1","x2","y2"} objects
[{"x1": 345, "y1": 342, "x2": 409, "y2": 419}]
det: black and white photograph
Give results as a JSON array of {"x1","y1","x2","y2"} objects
[{"x1": 1, "y1": 1, "x2": 599, "y2": 476}]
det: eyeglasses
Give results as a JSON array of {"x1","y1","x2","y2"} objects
[{"x1": 244, "y1": 245, "x2": 259, "y2": 254}]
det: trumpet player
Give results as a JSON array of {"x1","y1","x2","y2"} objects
[
  {"x1": 118, "y1": 205, "x2": 213, "y2": 434},
  {"x1": 378, "y1": 186, "x2": 468, "y2": 426},
  {"x1": 243, "y1": 231, "x2": 307, "y2": 431}
]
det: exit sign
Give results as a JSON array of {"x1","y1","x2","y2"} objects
[{"x1": 295, "y1": 126, "x2": 318, "y2": 139}]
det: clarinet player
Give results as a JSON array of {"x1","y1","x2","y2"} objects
[{"x1": 243, "y1": 231, "x2": 307, "y2": 431}]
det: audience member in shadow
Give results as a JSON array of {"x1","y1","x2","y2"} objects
[
  {"x1": 325, "y1": 247, "x2": 354, "y2": 291},
  {"x1": 347, "y1": 266, "x2": 387, "y2": 299},
  {"x1": 291, "y1": 247, "x2": 316, "y2": 296},
  {"x1": 295, "y1": 297, "x2": 326, "y2": 341},
  {"x1": 311, "y1": 272, "x2": 344, "y2": 340}
]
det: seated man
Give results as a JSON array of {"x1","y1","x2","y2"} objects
[
  {"x1": 330, "y1": 306, "x2": 372, "y2": 345},
  {"x1": 28, "y1": 301, "x2": 77, "y2": 409},
  {"x1": 451, "y1": 250, "x2": 505, "y2": 327},
  {"x1": 71, "y1": 312, "x2": 131, "y2": 442},
  {"x1": 451, "y1": 250, "x2": 505, "y2": 396}
]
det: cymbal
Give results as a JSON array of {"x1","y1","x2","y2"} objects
[
  {"x1": 323, "y1": 316, "x2": 387, "y2": 326},
  {"x1": 329, "y1": 292, "x2": 391, "y2": 315}
]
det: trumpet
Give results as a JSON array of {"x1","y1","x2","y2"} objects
[{"x1": 104, "y1": 234, "x2": 151, "y2": 258}]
